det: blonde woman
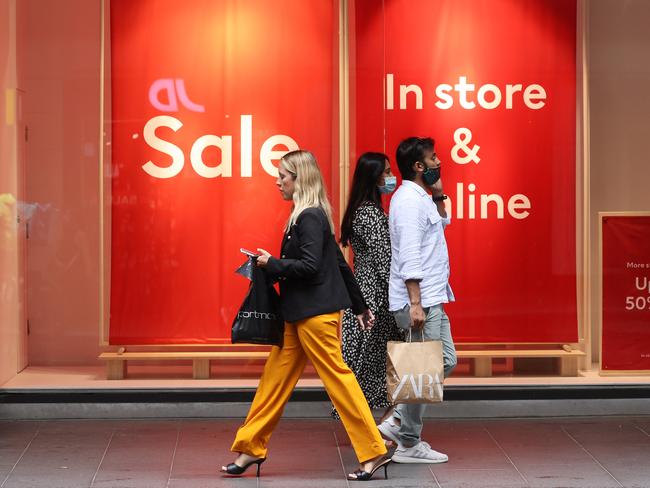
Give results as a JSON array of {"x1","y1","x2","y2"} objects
[{"x1": 221, "y1": 150, "x2": 391, "y2": 481}]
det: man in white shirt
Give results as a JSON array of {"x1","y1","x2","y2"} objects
[{"x1": 379, "y1": 136, "x2": 457, "y2": 464}]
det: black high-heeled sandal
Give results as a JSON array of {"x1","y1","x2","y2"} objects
[
  {"x1": 347, "y1": 456, "x2": 392, "y2": 481},
  {"x1": 221, "y1": 457, "x2": 266, "y2": 477}
]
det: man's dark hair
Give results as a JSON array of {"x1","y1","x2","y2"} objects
[{"x1": 395, "y1": 137, "x2": 435, "y2": 181}]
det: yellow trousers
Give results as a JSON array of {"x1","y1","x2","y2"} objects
[{"x1": 231, "y1": 312, "x2": 387, "y2": 463}]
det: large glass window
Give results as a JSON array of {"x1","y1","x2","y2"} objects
[{"x1": 1, "y1": 0, "x2": 649, "y2": 388}]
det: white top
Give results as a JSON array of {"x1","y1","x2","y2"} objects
[{"x1": 388, "y1": 180, "x2": 455, "y2": 311}]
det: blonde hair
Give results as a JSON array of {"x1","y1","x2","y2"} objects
[{"x1": 281, "y1": 150, "x2": 335, "y2": 234}]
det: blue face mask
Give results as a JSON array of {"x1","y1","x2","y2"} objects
[{"x1": 378, "y1": 175, "x2": 397, "y2": 194}]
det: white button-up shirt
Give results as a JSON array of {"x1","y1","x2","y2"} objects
[{"x1": 388, "y1": 180, "x2": 455, "y2": 311}]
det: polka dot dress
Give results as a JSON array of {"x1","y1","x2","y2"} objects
[{"x1": 337, "y1": 202, "x2": 403, "y2": 415}]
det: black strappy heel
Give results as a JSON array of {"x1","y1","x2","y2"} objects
[
  {"x1": 348, "y1": 456, "x2": 392, "y2": 481},
  {"x1": 221, "y1": 457, "x2": 266, "y2": 477}
]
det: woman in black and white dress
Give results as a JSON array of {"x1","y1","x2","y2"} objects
[{"x1": 339, "y1": 152, "x2": 403, "y2": 422}]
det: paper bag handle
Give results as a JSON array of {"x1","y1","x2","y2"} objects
[{"x1": 407, "y1": 327, "x2": 425, "y2": 343}]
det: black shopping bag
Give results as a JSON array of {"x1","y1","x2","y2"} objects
[{"x1": 231, "y1": 264, "x2": 284, "y2": 346}]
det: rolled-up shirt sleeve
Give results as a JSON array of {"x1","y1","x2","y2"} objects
[{"x1": 394, "y1": 203, "x2": 425, "y2": 281}]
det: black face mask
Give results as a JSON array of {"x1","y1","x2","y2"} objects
[{"x1": 422, "y1": 166, "x2": 441, "y2": 186}]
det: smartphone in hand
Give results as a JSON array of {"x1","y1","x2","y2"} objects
[{"x1": 240, "y1": 248, "x2": 260, "y2": 258}]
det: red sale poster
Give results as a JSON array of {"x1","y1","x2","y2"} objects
[
  {"x1": 601, "y1": 214, "x2": 650, "y2": 373},
  {"x1": 353, "y1": 0, "x2": 578, "y2": 342},
  {"x1": 109, "y1": 0, "x2": 338, "y2": 344}
]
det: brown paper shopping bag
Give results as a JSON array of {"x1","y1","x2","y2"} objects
[{"x1": 386, "y1": 337, "x2": 444, "y2": 404}]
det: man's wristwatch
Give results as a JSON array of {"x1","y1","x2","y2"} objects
[{"x1": 432, "y1": 194, "x2": 448, "y2": 202}]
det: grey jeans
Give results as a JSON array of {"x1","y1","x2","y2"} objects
[{"x1": 391, "y1": 304, "x2": 457, "y2": 448}]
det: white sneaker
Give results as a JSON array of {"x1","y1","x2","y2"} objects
[
  {"x1": 391, "y1": 441, "x2": 449, "y2": 464},
  {"x1": 377, "y1": 418, "x2": 401, "y2": 447}
]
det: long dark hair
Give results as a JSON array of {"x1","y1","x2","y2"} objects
[{"x1": 340, "y1": 152, "x2": 387, "y2": 247}]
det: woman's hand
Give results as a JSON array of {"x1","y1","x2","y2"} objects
[
  {"x1": 256, "y1": 248, "x2": 272, "y2": 267},
  {"x1": 356, "y1": 309, "x2": 375, "y2": 330}
]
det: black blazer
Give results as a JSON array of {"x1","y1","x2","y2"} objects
[{"x1": 265, "y1": 207, "x2": 367, "y2": 323}]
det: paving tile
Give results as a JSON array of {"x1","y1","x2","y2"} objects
[
  {"x1": 92, "y1": 420, "x2": 180, "y2": 488},
  {"x1": 443, "y1": 445, "x2": 515, "y2": 469},
  {"x1": 340, "y1": 450, "x2": 441, "y2": 488},
  {"x1": 485, "y1": 420, "x2": 576, "y2": 446},
  {"x1": 484, "y1": 422, "x2": 597, "y2": 466},
  {"x1": 257, "y1": 422, "x2": 346, "y2": 487},
  {"x1": 562, "y1": 420, "x2": 650, "y2": 446},
  {"x1": 519, "y1": 464, "x2": 621, "y2": 488},
  {"x1": 583, "y1": 459, "x2": 650, "y2": 488},
  {"x1": 502, "y1": 446, "x2": 601, "y2": 467},
  {"x1": 632, "y1": 419, "x2": 650, "y2": 435},
  {"x1": 336, "y1": 423, "x2": 440, "y2": 488},
  {"x1": 2, "y1": 420, "x2": 113, "y2": 488},
  {"x1": 418, "y1": 425, "x2": 511, "y2": 469},
  {"x1": 423, "y1": 421, "x2": 500, "y2": 449},
  {"x1": 562, "y1": 422, "x2": 650, "y2": 474},
  {"x1": 612, "y1": 476, "x2": 650, "y2": 488},
  {"x1": 171, "y1": 421, "x2": 230, "y2": 480},
  {"x1": 0, "y1": 421, "x2": 39, "y2": 482},
  {"x1": 171, "y1": 419, "x2": 347, "y2": 487},
  {"x1": 433, "y1": 467, "x2": 527, "y2": 488},
  {"x1": 171, "y1": 478, "x2": 257, "y2": 488},
  {"x1": 171, "y1": 419, "x2": 264, "y2": 486}
]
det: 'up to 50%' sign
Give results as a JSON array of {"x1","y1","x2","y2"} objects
[{"x1": 601, "y1": 214, "x2": 650, "y2": 372}]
